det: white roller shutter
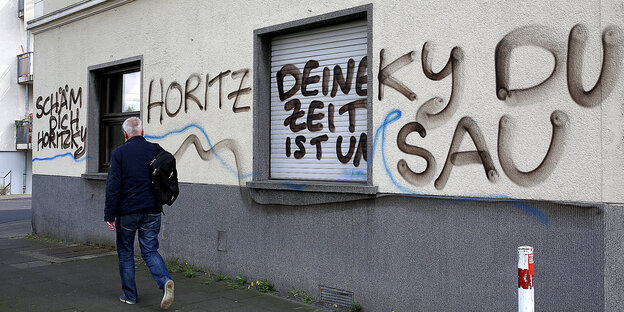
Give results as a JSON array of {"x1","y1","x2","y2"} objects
[{"x1": 270, "y1": 20, "x2": 368, "y2": 182}]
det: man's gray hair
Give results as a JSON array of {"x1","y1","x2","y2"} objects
[{"x1": 122, "y1": 117, "x2": 143, "y2": 136}]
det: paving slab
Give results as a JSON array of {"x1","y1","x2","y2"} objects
[{"x1": 0, "y1": 237, "x2": 333, "y2": 312}]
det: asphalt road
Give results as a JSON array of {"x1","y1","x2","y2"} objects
[{"x1": 0, "y1": 199, "x2": 31, "y2": 223}]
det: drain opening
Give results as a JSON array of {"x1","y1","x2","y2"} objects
[{"x1": 320, "y1": 286, "x2": 354, "y2": 307}]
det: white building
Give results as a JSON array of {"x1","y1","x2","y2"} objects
[
  {"x1": 27, "y1": 0, "x2": 624, "y2": 310},
  {"x1": 0, "y1": 0, "x2": 39, "y2": 194}
]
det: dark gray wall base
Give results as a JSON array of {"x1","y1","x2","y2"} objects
[
  {"x1": 32, "y1": 174, "x2": 115, "y2": 246},
  {"x1": 33, "y1": 174, "x2": 609, "y2": 311},
  {"x1": 605, "y1": 204, "x2": 624, "y2": 311}
]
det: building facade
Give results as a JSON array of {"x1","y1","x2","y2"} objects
[
  {"x1": 0, "y1": 0, "x2": 37, "y2": 195},
  {"x1": 29, "y1": 0, "x2": 624, "y2": 310}
]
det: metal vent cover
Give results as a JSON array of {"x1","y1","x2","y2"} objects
[{"x1": 320, "y1": 286, "x2": 354, "y2": 307}]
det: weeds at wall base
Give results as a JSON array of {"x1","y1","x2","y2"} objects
[
  {"x1": 25, "y1": 233, "x2": 65, "y2": 244},
  {"x1": 162, "y1": 262, "x2": 336, "y2": 310},
  {"x1": 252, "y1": 279, "x2": 275, "y2": 293},
  {"x1": 213, "y1": 273, "x2": 230, "y2": 282},
  {"x1": 349, "y1": 302, "x2": 362, "y2": 312},
  {"x1": 290, "y1": 286, "x2": 313, "y2": 304},
  {"x1": 165, "y1": 258, "x2": 204, "y2": 278},
  {"x1": 24, "y1": 235, "x2": 349, "y2": 310},
  {"x1": 226, "y1": 274, "x2": 248, "y2": 289}
]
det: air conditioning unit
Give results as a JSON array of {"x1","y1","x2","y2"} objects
[
  {"x1": 18, "y1": 0, "x2": 24, "y2": 18},
  {"x1": 15, "y1": 120, "x2": 32, "y2": 150},
  {"x1": 17, "y1": 52, "x2": 32, "y2": 84}
]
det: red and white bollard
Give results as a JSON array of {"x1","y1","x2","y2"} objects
[{"x1": 518, "y1": 246, "x2": 534, "y2": 312}]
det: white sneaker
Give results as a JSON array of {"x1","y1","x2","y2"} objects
[
  {"x1": 119, "y1": 294, "x2": 136, "y2": 305},
  {"x1": 161, "y1": 280, "x2": 174, "y2": 310}
]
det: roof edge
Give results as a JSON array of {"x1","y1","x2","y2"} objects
[{"x1": 27, "y1": 0, "x2": 135, "y2": 34}]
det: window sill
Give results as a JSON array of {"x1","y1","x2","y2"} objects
[
  {"x1": 247, "y1": 180, "x2": 376, "y2": 194},
  {"x1": 81, "y1": 172, "x2": 108, "y2": 180},
  {"x1": 246, "y1": 180, "x2": 377, "y2": 205}
]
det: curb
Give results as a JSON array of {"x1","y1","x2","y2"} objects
[{"x1": 0, "y1": 195, "x2": 32, "y2": 201}]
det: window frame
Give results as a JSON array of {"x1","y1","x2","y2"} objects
[
  {"x1": 99, "y1": 66, "x2": 140, "y2": 172},
  {"x1": 248, "y1": 5, "x2": 376, "y2": 200},
  {"x1": 83, "y1": 56, "x2": 143, "y2": 180}
]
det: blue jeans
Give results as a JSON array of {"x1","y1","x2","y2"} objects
[{"x1": 116, "y1": 213, "x2": 171, "y2": 302}]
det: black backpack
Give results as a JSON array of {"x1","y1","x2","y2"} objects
[{"x1": 150, "y1": 143, "x2": 179, "y2": 209}]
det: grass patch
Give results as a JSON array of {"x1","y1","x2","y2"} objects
[
  {"x1": 41, "y1": 236, "x2": 63, "y2": 243},
  {"x1": 184, "y1": 269, "x2": 199, "y2": 278},
  {"x1": 349, "y1": 302, "x2": 362, "y2": 312},
  {"x1": 165, "y1": 258, "x2": 183, "y2": 273},
  {"x1": 252, "y1": 279, "x2": 275, "y2": 293},
  {"x1": 165, "y1": 259, "x2": 280, "y2": 295},
  {"x1": 302, "y1": 292, "x2": 313, "y2": 304},
  {"x1": 289, "y1": 287, "x2": 313, "y2": 303},
  {"x1": 235, "y1": 274, "x2": 247, "y2": 285},
  {"x1": 226, "y1": 274, "x2": 247, "y2": 289},
  {"x1": 289, "y1": 286, "x2": 299, "y2": 297},
  {"x1": 214, "y1": 273, "x2": 230, "y2": 282},
  {"x1": 165, "y1": 258, "x2": 201, "y2": 278},
  {"x1": 24, "y1": 234, "x2": 64, "y2": 244}
]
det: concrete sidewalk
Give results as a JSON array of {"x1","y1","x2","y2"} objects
[
  {"x1": 0, "y1": 222, "x2": 329, "y2": 312},
  {"x1": 0, "y1": 194, "x2": 32, "y2": 201}
]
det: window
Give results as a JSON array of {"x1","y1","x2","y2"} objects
[
  {"x1": 17, "y1": 52, "x2": 33, "y2": 84},
  {"x1": 270, "y1": 20, "x2": 368, "y2": 182},
  {"x1": 18, "y1": 0, "x2": 24, "y2": 18},
  {"x1": 86, "y1": 57, "x2": 142, "y2": 175},
  {"x1": 249, "y1": 5, "x2": 376, "y2": 200}
]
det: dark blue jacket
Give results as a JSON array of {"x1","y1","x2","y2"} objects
[{"x1": 104, "y1": 136, "x2": 159, "y2": 222}]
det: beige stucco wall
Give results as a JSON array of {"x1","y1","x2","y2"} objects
[
  {"x1": 31, "y1": 0, "x2": 624, "y2": 204},
  {"x1": 40, "y1": 0, "x2": 80, "y2": 15}
]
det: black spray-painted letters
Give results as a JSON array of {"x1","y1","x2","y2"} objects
[{"x1": 35, "y1": 85, "x2": 87, "y2": 159}]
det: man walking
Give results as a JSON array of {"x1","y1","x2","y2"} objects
[{"x1": 104, "y1": 117, "x2": 174, "y2": 309}]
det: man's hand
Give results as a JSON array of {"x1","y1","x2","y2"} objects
[{"x1": 106, "y1": 221, "x2": 115, "y2": 231}]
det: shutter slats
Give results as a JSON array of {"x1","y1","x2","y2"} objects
[
  {"x1": 271, "y1": 55, "x2": 367, "y2": 72},
  {"x1": 271, "y1": 51, "x2": 367, "y2": 67},
  {"x1": 272, "y1": 31, "x2": 366, "y2": 52},
  {"x1": 272, "y1": 38, "x2": 368, "y2": 57},
  {"x1": 271, "y1": 45, "x2": 367, "y2": 62},
  {"x1": 272, "y1": 20, "x2": 366, "y2": 42},
  {"x1": 270, "y1": 20, "x2": 368, "y2": 182}
]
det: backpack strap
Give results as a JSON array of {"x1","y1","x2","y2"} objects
[
  {"x1": 153, "y1": 142, "x2": 165, "y2": 156},
  {"x1": 151, "y1": 142, "x2": 166, "y2": 215}
]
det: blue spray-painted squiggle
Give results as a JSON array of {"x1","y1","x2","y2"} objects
[
  {"x1": 33, "y1": 153, "x2": 89, "y2": 162},
  {"x1": 343, "y1": 170, "x2": 367, "y2": 178},
  {"x1": 370, "y1": 110, "x2": 414, "y2": 193},
  {"x1": 389, "y1": 192, "x2": 549, "y2": 225},
  {"x1": 278, "y1": 182, "x2": 307, "y2": 190},
  {"x1": 491, "y1": 194, "x2": 550, "y2": 225},
  {"x1": 145, "y1": 124, "x2": 253, "y2": 179},
  {"x1": 458, "y1": 194, "x2": 549, "y2": 225}
]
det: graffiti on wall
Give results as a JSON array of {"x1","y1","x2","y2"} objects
[
  {"x1": 34, "y1": 85, "x2": 87, "y2": 160},
  {"x1": 144, "y1": 124, "x2": 252, "y2": 184},
  {"x1": 381, "y1": 23, "x2": 622, "y2": 191},
  {"x1": 276, "y1": 57, "x2": 368, "y2": 167},
  {"x1": 31, "y1": 19, "x2": 622, "y2": 204},
  {"x1": 143, "y1": 22, "x2": 622, "y2": 196},
  {"x1": 144, "y1": 68, "x2": 253, "y2": 185},
  {"x1": 147, "y1": 69, "x2": 251, "y2": 124}
]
